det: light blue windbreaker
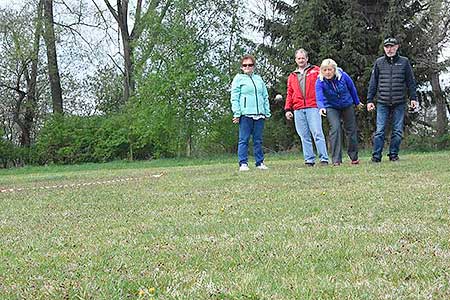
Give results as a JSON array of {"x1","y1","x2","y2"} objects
[{"x1": 230, "y1": 73, "x2": 271, "y2": 118}]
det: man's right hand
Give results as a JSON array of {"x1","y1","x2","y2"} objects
[
  {"x1": 232, "y1": 117, "x2": 240, "y2": 124},
  {"x1": 285, "y1": 111, "x2": 293, "y2": 120},
  {"x1": 367, "y1": 103, "x2": 375, "y2": 111}
]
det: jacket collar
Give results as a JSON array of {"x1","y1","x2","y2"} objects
[
  {"x1": 384, "y1": 53, "x2": 400, "y2": 64},
  {"x1": 294, "y1": 63, "x2": 312, "y2": 74}
]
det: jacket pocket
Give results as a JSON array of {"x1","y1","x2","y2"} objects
[{"x1": 244, "y1": 97, "x2": 247, "y2": 108}]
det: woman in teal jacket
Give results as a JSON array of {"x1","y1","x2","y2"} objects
[{"x1": 230, "y1": 54, "x2": 271, "y2": 171}]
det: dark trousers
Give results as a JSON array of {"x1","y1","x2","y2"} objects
[{"x1": 326, "y1": 106, "x2": 358, "y2": 163}]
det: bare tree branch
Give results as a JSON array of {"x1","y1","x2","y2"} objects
[
  {"x1": 102, "y1": 0, "x2": 119, "y2": 23},
  {"x1": 107, "y1": 52, "x2": 125, "y2": 75}
]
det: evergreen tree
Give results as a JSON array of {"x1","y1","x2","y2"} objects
[{"x1": 255, "y1": 0, "x2": 450, "y2": 149}]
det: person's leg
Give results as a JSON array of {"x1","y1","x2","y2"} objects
[
  {"x1": 294, "y1": 110, "x2": 315, "y2": 164},
  {"x1": 305, "y1": 108, "x2": 329, "y2": 163},
  {"x1": 253, "y1": 118, "x2": 265, "y2": 166},
  {"x1": 326, "y1": 108, "x2": 342, "y2": 164},
  {"x1": 372, "y1": 104, "x2": 390, "y2": 161},
  {"x1": 238, "y1": 116, "x2": 252, "y2": 166},
  {"x1": 388, "y1": 103, "x2": 406, "y2": 160},
  {"x1": 342, "y1": 105, "x2": 359, "y2": 161}
]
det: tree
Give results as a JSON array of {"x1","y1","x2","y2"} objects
[
  {"x1": 410, "y1": 0, "x2": 450, "y2": 144},
  {"x1": 21, "y1": 0, "x2": 44, "y2": 146},
  {"x1": 43, "y1": 0, "x2": 63, "y2": 114},
  {"x1": 130, "y1": 0, "x2": 243, "y2": 157},
  {"x1": 255, "y1": 0, "x2": 450, "y2": 149},
  {"x1": 99, "y1": 0, "x2": 171, "y2": 103},
  {"x1": 0, "y1": 1, "x2": 47, "y2": 147}
]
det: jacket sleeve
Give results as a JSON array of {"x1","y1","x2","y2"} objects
[
  {"x1": 285, "y1": 75, "x2": 293, "y2": 111},
  {"x1": 315, "y1": 79, "x2": 326, "y2": 109},
  {"x1": 405, "y1": 59, "x2": 417, "y2": 100},
  {"x1": 261, "y1": 78, "x2": 271, "y2": 118},
  {"x1": 343, "y1": 72, "x2": 360, "y2": 105},
  {"x1": 367, "y1": 61, "x2": 379, "y2": 103},
  {"x1": 230, "y1": 75, "x2": 241, "y2": 117}
]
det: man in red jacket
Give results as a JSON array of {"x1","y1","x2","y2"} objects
[{"x1": 285, "y1": 49, "x2": 329, "y2": 166}]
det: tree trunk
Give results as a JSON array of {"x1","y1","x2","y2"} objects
[
  {"x1": 104, "y1": 0, "x2": 134, "y2": 103},
  {"x1": 20, "y1": 0, "x2": 44, "y2": 147},
  {"x1": 43, "y1": 0, "x2": 63, "y2": 114},
  {"x1": 103, "y1": 0, "x2": 170, "y2": 103},
  {"x1": 117, "y1": 0, "x2": 134, "y2": 102},
  {"x1": 428, "y1": 40, "x2": 448, "y2": 145},
  {"x1": 430, "y1": 72, "x2": 448, "y2": 140}
]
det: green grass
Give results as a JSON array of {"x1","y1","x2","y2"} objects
[{"x1": 1, "y1": 151, "x2": 450, "y2": 299}]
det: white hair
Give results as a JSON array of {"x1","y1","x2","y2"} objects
[{"x1": 318, "y1": 58, "x2": 342, "y2": 80}]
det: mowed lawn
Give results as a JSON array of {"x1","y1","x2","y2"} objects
[{"x1": 1, "y1": 152, "x2": 449, "y2": 300}]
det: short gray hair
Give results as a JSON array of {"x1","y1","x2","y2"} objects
[{"x1": 295, "y1": 48, "x2": 308, "y2": 58}]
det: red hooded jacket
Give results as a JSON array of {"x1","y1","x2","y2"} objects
[{"x1": 285, "y1": 65, "x2": 320, "y2": 111}]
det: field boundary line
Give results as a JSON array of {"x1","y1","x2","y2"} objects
[{"x1": 0, "y1": 173, "x2": 165, "y2": 194}]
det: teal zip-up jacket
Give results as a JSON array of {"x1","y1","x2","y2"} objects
[{"x1": 230, "y1": 73, "x2": 271, "y2": 118}]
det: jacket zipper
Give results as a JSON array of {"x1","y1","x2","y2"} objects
[
  {"x1": 302, "y1": 69, "x2": 308, "y2": 107},
  {"x1": 244, "y1": 97, "x2": 247, "y2": 108},
  {"x1": 297, "y1": 65, "x2": 311, "y2": 107},
  {"x1": 331, "y1": 81, "x2": 338, "y2": 93},
  {"x1": 330, "y1": 80, "x2": 341, "y2": 108},
  {"x1": 389, "y1": 58, "x2": 393, "y2": 105},
  {"x1": 248, "y1": 75, "x2": 260, "y2": 115}
]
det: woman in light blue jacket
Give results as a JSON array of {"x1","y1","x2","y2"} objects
[{"x1": 230, "y1": 54, "x2": 271, "y2": 171}]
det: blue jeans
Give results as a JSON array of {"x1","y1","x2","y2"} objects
[
  {"x1": 294, "y1": 108, "x2": 329, "y2": 163},
  {"x1": 372, "y1": 103, "x2": 405, "y2": 161},
  {"x1": 238, "y1": 116, "x2": 265, "y2": 166}
]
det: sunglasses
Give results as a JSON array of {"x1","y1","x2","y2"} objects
[{"x1": 242, "y1": 64, "x2": 254, "y2": 67}]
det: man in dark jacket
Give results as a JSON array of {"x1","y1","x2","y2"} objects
[{"x1": 367, "y1": 37, "x2": 418, "y2": 162}]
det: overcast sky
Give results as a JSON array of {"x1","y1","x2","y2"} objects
[{"x1": 1, "y1": 0, "x2": 448, "y2": 84}]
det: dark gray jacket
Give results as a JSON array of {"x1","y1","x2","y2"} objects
[{"x1": 367, "y1": 54, "x2": 417, "y2": 105}]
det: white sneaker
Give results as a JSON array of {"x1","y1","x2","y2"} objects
[
  {"x1": 256, "y1": 163, "x2": 268, "y2": 170},
  {"x1": 239, "y1": 164, "x2": 249, "y2": 171}
]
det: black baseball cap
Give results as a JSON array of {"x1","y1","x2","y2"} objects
[{"x1": 383, "y1": 37, "x2": 398, "y2": 46}]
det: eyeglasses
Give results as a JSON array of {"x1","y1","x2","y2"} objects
[{"x1": 242, "y1": 64, "x2": 254, "y2": 67}]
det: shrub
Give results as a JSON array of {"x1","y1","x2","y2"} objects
[
  {"x1": 0, "y1": 138, "x2": 15, "y2": 168},
  {"x1": 36, "y1": 115, "x2": 104, "y2": 164}
]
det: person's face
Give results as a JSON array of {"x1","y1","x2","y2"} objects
[
  {"x1": 241, "y1": 59, "x2": 255, "y2": 74},
  {"x1": 295, "y1": 52, "x2": 308, "y2": 68},
  {"x1": 384, "y1": 44, "x2": 399, "y2": 57},
  {"x1": 322, "y1": 65, "x2": 335, "y2": 79}
]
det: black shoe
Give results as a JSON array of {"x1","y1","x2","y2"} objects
[
  {"x1": 371, "y1": 157, "x2": 381, "y2": 163},
  {"x1": 319, "y1": 161, "x2": 329, "y2": 166},
  {"x1": 305, "y1": 162, "x2": 315, "y2": 167},
  {"x1": 389, "y1": 155, "x2": 399, "y2": 162}
]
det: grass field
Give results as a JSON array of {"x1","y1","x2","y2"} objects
[{"x1": 1, "y1": 151, "x2": 450, "y2": 299}]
